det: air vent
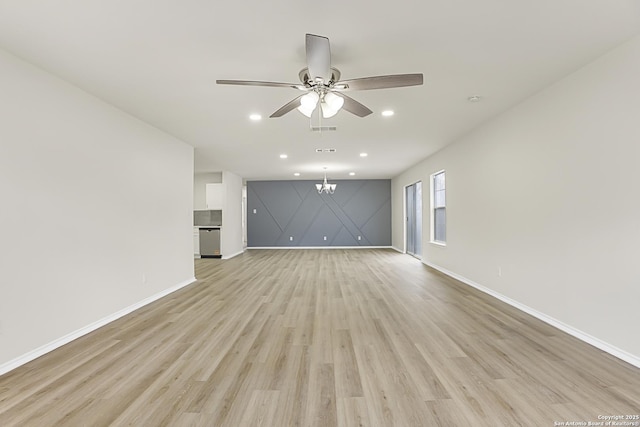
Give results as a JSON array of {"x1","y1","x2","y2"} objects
[
  {"x1": 311, "y1": 126, "x2": 337, "y2": 132},
  {"x1": 315, "y1": 148, "x2": 337, "y2": 153}
]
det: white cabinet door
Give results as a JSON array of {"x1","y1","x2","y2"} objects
[
  {"x1": 194, "y1": 227, "x2": 200, "y2": 255},
  {"x1": 206, "y1": 183, "x2": 225, "y2": 210}
]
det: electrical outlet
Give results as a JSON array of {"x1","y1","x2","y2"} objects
[
  {"x1": 253, "y1": 209, "x2": 257, "y2": 214},
  {"x1": 357, "y1": 236, "x2": 361, "y2": 241},
  {"x1": 289, "y1": 236, "x2": 293, "y2": 241},
  {"x1": 323, "y1": 236, "x2": 327, "y2": 241}
]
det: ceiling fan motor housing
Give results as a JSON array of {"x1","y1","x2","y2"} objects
[{"x1": 299, "y1": 67, "x2": 341, "y2": 87}]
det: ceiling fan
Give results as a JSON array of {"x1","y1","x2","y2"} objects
[{"x1": 216, "y1": 34, "x2": 423, "y2": 119}]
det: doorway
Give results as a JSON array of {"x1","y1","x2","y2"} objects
[{"x1": 405, "y1": 181, "x2": 422, "y2": 258}]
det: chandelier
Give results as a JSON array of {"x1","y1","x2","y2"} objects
[{"x1": 316, "y1": 168, "x2": 337, "y2": 194}]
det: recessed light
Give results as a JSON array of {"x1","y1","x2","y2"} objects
[
  {"x1": 359, "y1": 152, "x2": 368, "y2": 157},
  {"x1": 249, "y1": 114, "x2": 262, "y2": 121},
  {"x1": 294, "y1": 172, "x2": 300, "y2": 176},
  {"x1": 467, "y1": 96, "x2": 481, "y2": 103},
  {"x1": 349, "y1": 172, "x2": 356, "y2": 176},
  {"x1": 381, "y1": 110, "x2": 394, "y2": 117},
  {"x1": 279, "y1": 154, "x2": 288, "y2": 159}
]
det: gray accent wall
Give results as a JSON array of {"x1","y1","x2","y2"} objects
[{"x1": 247, "y1": 180, "x2": 391, "y2": 247}]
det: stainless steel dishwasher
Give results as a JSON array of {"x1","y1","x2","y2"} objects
[{"x1": 199, "y1": 227, "x2": 221, "y2": 258}]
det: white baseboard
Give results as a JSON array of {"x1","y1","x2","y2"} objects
[
  {"x1": 422, "y1": 260, "x2": 640, "y2": 369},
  {"x1": 222, "y1": 250, "x2": 244, "y2": 260},
  {"x1": 247, "y1": 246, "x2": 394, "y2": 250},
  {"x1": 0, "y1": 277, "x2": 197, "y2": 376}
]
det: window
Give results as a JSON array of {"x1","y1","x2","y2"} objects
[{"x1": 431, "y1": 170, "x2": 446, "y2": 244}]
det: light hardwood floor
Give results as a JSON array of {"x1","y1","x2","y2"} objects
[{"x1": 1, "y1": 249, "x2": 638, "y2": 426}]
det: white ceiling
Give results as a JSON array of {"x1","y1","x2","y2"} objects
[{"x1": 1, "y1": 1, "x2": 638, "y2": 180}]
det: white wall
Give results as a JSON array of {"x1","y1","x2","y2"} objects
[
  {"x1": 221, "y1": 171, "x2": 244, "y2": 258},
  {"x1": 392, "y1": 35, "x2": 640, "y2": 364},
  {"x1": 0, "y1": 48, "x2": 195, "y2": 371}
]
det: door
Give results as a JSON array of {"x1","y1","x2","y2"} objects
[{"x1": 405, "y1": 181, "x2": 422, "y2": 258}]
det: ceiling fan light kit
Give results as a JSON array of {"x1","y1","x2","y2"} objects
[{"x1": 217, "y1": 34, "x2": 423, "y2": 119}]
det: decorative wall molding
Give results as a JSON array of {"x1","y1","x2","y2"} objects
[
  {"x1": 247, "y1": 180, "x2": 391, "y2": 247},
  {"x1": 0, "y1": 277, "x2": 197, "y2": 376},
  {"x1": 422, "y1": 260, "x2": 640, "y2": 369}
]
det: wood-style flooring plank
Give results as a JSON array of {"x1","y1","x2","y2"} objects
[{"x1": 1, "y1": 249, "x2": 639, "y2": 427}]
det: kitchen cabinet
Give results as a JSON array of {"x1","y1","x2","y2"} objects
[
  {"x1": 206, "y1": 183, "x2": 225, "y2": 210},
  {"x1": 193, "y1": 227, "x2": 200, "y2": 256}
]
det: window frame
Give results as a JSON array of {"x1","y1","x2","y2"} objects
[{"x1": 430, "y1": 170, "x2": 446, "y2": 246}]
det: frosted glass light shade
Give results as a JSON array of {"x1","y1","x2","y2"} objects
[
  {"x1": 324, "y1": 92, "x2": 344, "y2": 110},
  {"x1": 297, "y1": 91, "x2": 319, "y2": 117},
  {"x1": 321, "y1": 92, "x2": 344, "y2": 118}
]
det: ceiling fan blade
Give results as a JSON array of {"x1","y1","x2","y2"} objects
[
  {"x1": 216, "y1": 79, "x2": 305, "y2": 90},
  {"x1": 269, "y1": 94, "x2": 306, "y2": 118},
  {"x1": 334, "y1": 73, "x2": 423, "y2": 91},
  {"x1": 306, "y1": 34, "x2": 331, "y2": 83},
  {"x1": 334, "y1": 93, "x2": 373, "y2": 117}
]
